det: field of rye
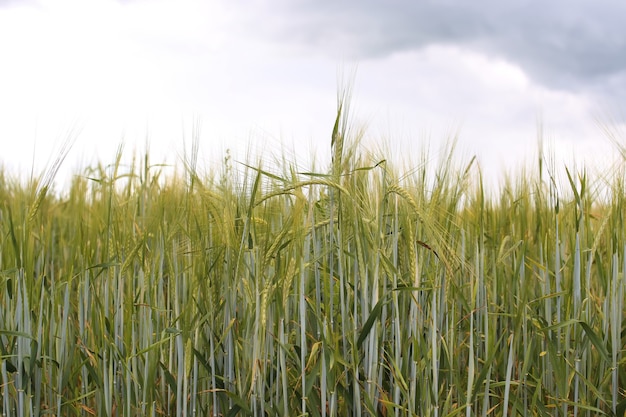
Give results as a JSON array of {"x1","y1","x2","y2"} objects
[{"x1": 1, "y1": 100, "x2": 625, "y2": 416}]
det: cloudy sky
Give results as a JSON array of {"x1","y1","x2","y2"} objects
[{"x1": 1, "y1": 0, "x2": 624, "y2": 190}]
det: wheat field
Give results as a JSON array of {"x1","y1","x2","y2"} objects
[{"x1": 1, "y1": 99, "x2": 625, "y2": 416}]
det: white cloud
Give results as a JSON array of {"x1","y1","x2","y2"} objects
[{"x1": 0, "y1": 0, "x2": 620, "y2": 192}]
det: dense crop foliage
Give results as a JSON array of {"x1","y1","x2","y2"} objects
[{"x1": 1, "y1": 103, "x2": 625, "y2": 416}]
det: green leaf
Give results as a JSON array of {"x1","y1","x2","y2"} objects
[
  {"x1": 223, "y1": 391, "x2": 252, "y2": 415},
  {"x1": 579, "y1": 321, "x2": 610, "y2": 363},
  {"x1": 357, "y1": 298, "x2": 386, "y2": 349}
]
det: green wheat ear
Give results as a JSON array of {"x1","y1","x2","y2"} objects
[{"x1": 331, "y1": 101, "x2": 343, "y2": 173}]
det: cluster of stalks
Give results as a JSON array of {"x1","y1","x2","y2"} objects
[{"x1": 0, "y1": 97, "x2": 625, "y2": 416}]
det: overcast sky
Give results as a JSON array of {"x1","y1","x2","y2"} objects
[{"x1": 1, "y1": 0, "x2": 624, "y2": 190}]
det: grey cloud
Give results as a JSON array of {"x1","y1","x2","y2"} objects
[{"x1": 249, "y1": 1, "x2": 626, "y2": 96}]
